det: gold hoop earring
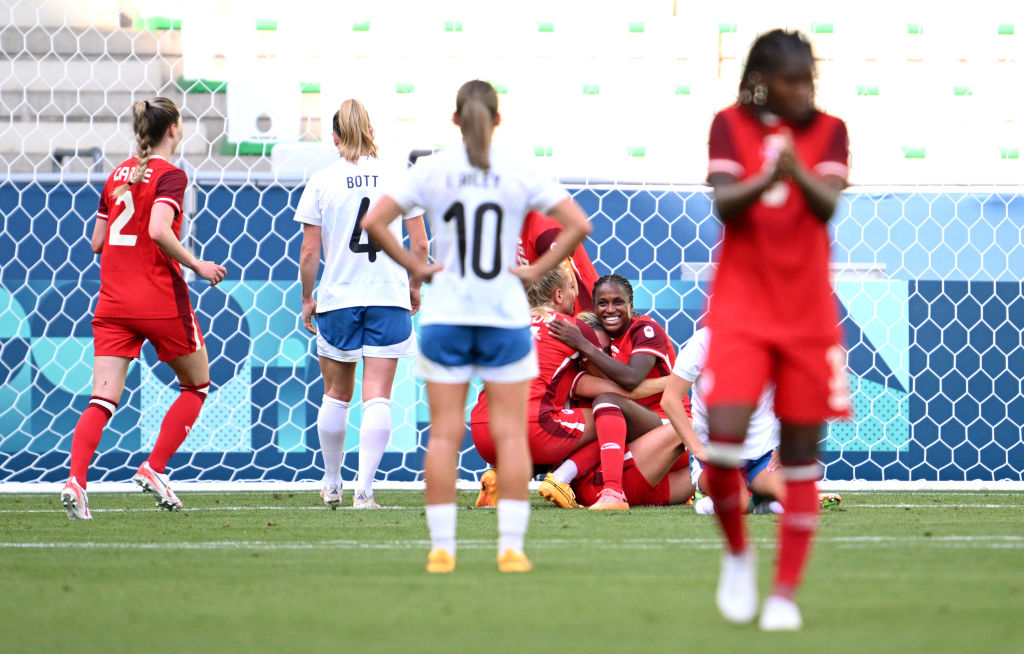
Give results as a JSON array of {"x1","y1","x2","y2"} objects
[{"x1": 753, "y1": 83, "x2": 768, "y2": 106}]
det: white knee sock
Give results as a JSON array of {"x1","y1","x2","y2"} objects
[
  {"x1": 425, "y1": 503, "x2": 457, "y2": 554},
  {"x1": 357, "y1": 397, "x2": 392, "y2": 495},
  {"x1": 552, "y1": 459, "x2": 578, "y2": 484},
  {"x1": 318, "y1": 395, "x2": 349, "y2": 487},
  {"x1": 497, "y1": 499, "x2": 530, "y2": 553}
]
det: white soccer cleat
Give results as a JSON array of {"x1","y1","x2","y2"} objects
[
  {"x1": 60, "y1": 476, "x2": 92, "y2": 520},
  {"x1": 716, "y1": 548, "x2": 758, "y2": 624},
  {"x1": 694, "y1": 496, "x2": 716, "y2": 515},
  {"x1": 132, "y1": 461, "x2": 183, "y2": 511},
  {"x1": 352, "y1": 488, "x2": 381, "y2": 509},
  {"x1": 759, "y1": 595, "x2": 803, "y2": 631},
  {"x1": 320, "y1": 484, "x2": 342, "y2": 510}
]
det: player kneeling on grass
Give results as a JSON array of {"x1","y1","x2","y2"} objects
[
  {"x1": 61, "y1": 97, "x2": 227, "y2": 519},
  {"x1": 362, "y1": 80, "x2": 591, "y2": 573},
  {"x1": 662, "y1": 327, "x2": 841, "y2": 516},
  {"x1": 294, "y1": 100, "x2": 428, "y2": 510},
  {"x1": 470, "y1": 267, "x2": 663, "y2": 509}
]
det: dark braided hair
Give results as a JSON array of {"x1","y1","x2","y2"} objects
[
  {"x1": 593, "y1": 273, "x2": 633, "y2": 306},
  {"x1": 738, "y1": 29, "x2": 816, "y2": 107}
]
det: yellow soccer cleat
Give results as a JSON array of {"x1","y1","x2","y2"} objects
[
  {"x1": 537, "y1": 473, "x2": 580, "y2": 508},
  {"x1": 475, "y1": 468, "x2": 498, "y2": 508},
  {"x1": 497, "y1": 549, "x2": 533, "y2": 573},
  {"x1": 426, "y1": 549, "x2": 456, "y2": 573},
  {"x1": 588, "y1": 487, "x2": 629, "y2": 511}
]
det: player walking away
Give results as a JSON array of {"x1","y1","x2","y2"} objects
[
  {"x1": 518, "y1": 210, "x2": 601, "y2": 313},
  {"x1": 61, "y1": 97, "x2": 227, "y2": 519},
  {"x1": 702, "y1": 30, "x2": 851, "y2": 630},
  {"x1": 543, "y1": 274, "x2": 677, "y2": 510},
  {"x1": 295, "y1": 100, "x2": 428, "y2": 510},
  {"x1": 361, "y1": 80, "x2": 591, "y2": 573}
]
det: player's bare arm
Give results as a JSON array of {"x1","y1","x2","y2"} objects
[
  {"x1": 403, "y1": 215, "x2": 429, "y2": 315},
  {"x1": 778, "y1": 142, "x2": 847, "y2": 222},
  {"x1": 661, "y1": 373, "x2": 706, "y2": 463},
  {"x1": 90, "y1": 218, "x2": 107, "y2": 254},
  {"x1": 298, "y1": 223, "x2": 321, "y2": 334},
  {"x1": 708, "y1": 166, "x2": 783, "y2": 222},
  {"x1": 362, "y1": 196, "x2": 442, "y2": 284},
  {"x1": 513, "y1": 197, "x2": 591, "y2": 282},
  {"x1": 148, "y1": 203, "x2": 225, "y2": 286}
]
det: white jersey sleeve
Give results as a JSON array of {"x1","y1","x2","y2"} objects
[{"x1": 673, "y1": 327, "x2": 708, "y2": 382}]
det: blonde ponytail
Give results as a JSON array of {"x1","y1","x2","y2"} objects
[
  {"x1": 334, "y1": 99, "x2": 378, "y2": 163},
  {"x1": 455, "y1": 80, "x2": 498, "y2": 171}
]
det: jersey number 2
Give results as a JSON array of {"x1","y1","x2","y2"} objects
[
  {"x1": 109, "y1": 193, "x2": 138, "y2": 246},
  {"x1": 443, "y1": 201, "x2": 503, "y2": 279},
  {"x1": 348, "y1": 196, "x2": 381, "y2": 262}
]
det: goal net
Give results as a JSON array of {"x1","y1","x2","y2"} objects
[{"x1": 2, "y1": 0, "x2": 1022, "y2": 490}]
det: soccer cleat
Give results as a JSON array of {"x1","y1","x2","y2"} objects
[
  {"x1": 352, "y1": 488, "x2": 381, "y2": 509},
  {"x1": 426, "y1": 549, "x2": 456, "y2": 573},
  {"x1": 716, "y1": 548, "x2": 758, "y2": 624},
  {"x1": 60, "y1": 477, "x2": 92, "y2": 520},
  {"x1": 132, "y1": 461, "x2": 183, "y2": 511},
  {"x1": 588, "y1": 487, "x2": 629, "y2": 511},
  {"x1": 537, "y1": 473, "x2": 580, "y2": 508},
  {"x1": 497, "y1": 549, "x2": 533, "y2": 573},
  {"x1": 759, "y1": 595, "x2": 803, "y2": 631},
  {"x1": 475, "y1": 468, "x2": 498, "y2": 508},
  {"x1": 695, "y1": 496, "x2": 716, "y2": 515},
  {"x1": 819, "y1": 492, "x2": 842, "y2": 508},
  {"x1": 320, "y1": 484, "x2": 342, "y2": 510}
]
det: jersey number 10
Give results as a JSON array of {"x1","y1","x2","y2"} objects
[{"x1": 443, "y1": 201, "x2": 503, "y2": 280}]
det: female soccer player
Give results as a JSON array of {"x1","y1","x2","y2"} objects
[
  {"x1": 361, "y1": 80, "x2": 591, "y2": 573},
  {"x1": 295, "y1": 100, "x2": 428, "y2": 510},
  {"x1": 701, "y1": 30, "x2": 851, "y2": 630},
  {"x1": 518, "y1": 210, "x2": 601, "y2": 313},
  {"x1": 544, "y1": 274, "x2": 676, "y2": 509},
  {"x1": 61, "y1": 97, "x2": 226, "y2": 519}
]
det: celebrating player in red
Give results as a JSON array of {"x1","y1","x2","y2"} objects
[
  {"x1": 518, "y1": 210, "x2": 600, "y2": 313},
  {"x1": 701, "y1": 30, "x2": 851, "y2": 630},
  {"x1": 544, "y1": 274, "x2": 678, "y2": 510},
  {"x1": 61, "y1": 97, "x2": 227, "y2": 519}
]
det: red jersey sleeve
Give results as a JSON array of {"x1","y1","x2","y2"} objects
[
  {"x1": 573, "y1": 318, "x2": 602, "y2": 349},
  {"x1": 813, "y1": 117, "x2": 850, "y2": 180},
  {"x1": 708, "y1": 110, "x2": 745, "y2": 179},
  {"x1": 153, "y1": 167, "x2": 188, "y2": 217},
  {"x1": 97, "y1": 180, "x2": 111, "y2": 221},
  {"x1": 629, "y1": 319, "x2": 673, "y2": 368}
]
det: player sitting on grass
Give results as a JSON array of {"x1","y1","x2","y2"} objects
[{"x1": 662, "y1": 327, "x2": 841, "y2": 516}]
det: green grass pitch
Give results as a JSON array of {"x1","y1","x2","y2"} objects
[{"x1": 1, "y1": 491, "x2": 1021, "y2": 653}]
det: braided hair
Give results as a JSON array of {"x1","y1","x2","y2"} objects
[
  {"x1": 738, "y1": 29, "x2": 816, "y2": 108},
  {"x1": 592, "y1": 273, "x2": 633, "y2": 307},
  {"x1": 114, "y1": 97, "x2": 180, "y2": 198}
]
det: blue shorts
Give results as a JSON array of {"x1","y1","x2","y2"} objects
[
  {"x1": 416, "y1": 324, "x2": 538, "y2": 384},
  {"x1": 690, "y1": 448, "x2": 775, "y2": 488},
  {"x1": 315, "y1": 306, "x2": 415, "y2": 362}
]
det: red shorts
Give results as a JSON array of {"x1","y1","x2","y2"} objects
[
  {"x1": 573, "y1": 457, "x2": 672, "y2": 507},
  {"x1": 471, "y1": 408, "x2": 587, "y2": 467},
  {"x1": 92, "y1": 314, "x2": 205, "y2": 362},
  {"x1": 703, "y1": 329, "x2": 850, "y2": 423}
]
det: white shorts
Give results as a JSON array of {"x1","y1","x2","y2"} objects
[{"x1": 317, "y1": 331, "x2": 417, "y2": 362}]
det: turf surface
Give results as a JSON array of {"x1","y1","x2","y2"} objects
[{"x1": 1, "y1": 490, "x2": 1021, "y2": 653}]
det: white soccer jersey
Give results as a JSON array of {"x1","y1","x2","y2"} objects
[
  {"x1": 388, "y1": 146, "x2": 569, "y2": 328},
  {"x1": 672, "y1": 327, "x2": 780, "y2": 460},
  {"x1": 294, "y1": 156, "x2": 416, "y2": 312}
]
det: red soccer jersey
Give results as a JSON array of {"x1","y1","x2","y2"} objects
[
  {"x1": 471, "y1": 311, "x2": 600, "y2": 425},
  {"x1": 518, "y1": 210, "x2": 600, "y2": 313},
  {"x1": 706, "y1": 104, "x2": 849, "y2": 341},
  {"x1": 94, "y1": 156, "x2": 191, "y2": 319},
  {"x1": 608, "y1": 314, "x2": 676, "y2": 415}
]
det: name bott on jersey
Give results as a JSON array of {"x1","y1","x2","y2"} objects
[{"x1": 347, "y1": 175, "x2": 379, "y2": 188}]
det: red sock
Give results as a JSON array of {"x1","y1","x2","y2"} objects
[
  {"x1": 567, "y1": 439, "x2": 601, "y2": 478},
  {"x1": 593, "y1": 403, "x2": 627, "y2": 494},
  {"x1": 772, "y1": 476, "x2": 820, "y2": 598},
  {"x1": 70, "y1": 397, "x2": 117, "y2": 488},
  {"x1": 705, "y1": 462, "x2": 747, "y2": 554},
  {"x1": 147, "y1": 383, "x2": 208, "y2": 473}
]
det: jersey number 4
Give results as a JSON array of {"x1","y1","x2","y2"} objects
[
  {"x1": 348, "y1": 196, "x2": 382, "y2": 262},
  {"x1": 443, "y1": 201, "x2": 503, "y2": 279},
  {"x1": 109, "y1": 193, "x2": 138, "y2": 246}
]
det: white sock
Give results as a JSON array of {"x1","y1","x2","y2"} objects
[
  {"x1": 357, "y1": 397, "x2": 391, "y2": 495},
  {"x1": 497, "y1": 499, "x2": 530, "y2": 553},
  {"x1": 426, "y1": 503, "x2": 457, "y2": 554},
  {"x1": 552, "y1": 460, "x2": 578, "y2": 485},
  {"x1": 318, "y1": 395, "x2": 349, "y2": 487}
]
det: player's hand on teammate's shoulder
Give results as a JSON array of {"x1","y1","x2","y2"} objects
[
  {"x1": 547, "y1": 316, "x2": 586, "y2": 349},
  {"x1": 195, "y1": 260, "x2": 227, "y2": 286}
]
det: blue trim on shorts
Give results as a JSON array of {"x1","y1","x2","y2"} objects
[
  {"x1": 317, "y1": 306, "x2": 411, "y2": 351},
  {"x1": 743, "y1": 450, "x2": 773, "y2": 485},
  {"x1": 420, "y1": 324, "x2": 533, "y2": 367}
]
